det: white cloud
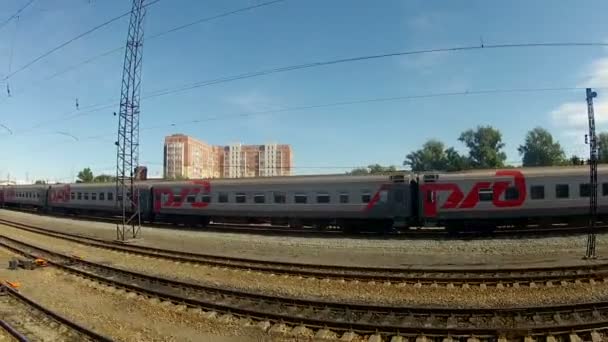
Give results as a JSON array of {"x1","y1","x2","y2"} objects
[{"x1": 549, "y1": 56, "x2": 608, "y2": 155}]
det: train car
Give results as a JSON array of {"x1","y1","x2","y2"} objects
[
  {"x1": 0, "y1": 185, "x2": 5, "y2": 207},
  {"x1": 47, "y1": 182, "x2": 153, "y2": 219},
  {"x1": 1, "y1": 184, "x2": 48, "y2": 210},
  {"x1": 418, "y1": 165, "x2": 608, "y2": 231},
  {"x1": 150, "y1": 173, "x2": 413, "y2": 232}
]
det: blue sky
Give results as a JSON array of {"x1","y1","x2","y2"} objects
[{"x1": 1, "y1": 0, "x2": 608, "y2": 182}]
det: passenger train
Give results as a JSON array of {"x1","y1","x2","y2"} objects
[{"x1": 0, "y1": 165, "x2": 605, "y2": 233}]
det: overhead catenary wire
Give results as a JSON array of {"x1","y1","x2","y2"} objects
[
  {"x1": 2, "y1": 40, "x2": 608, "y2": 136},
  {"x1": 13, "y1": 85, "x2": 608, "y2": 146},
  {"x1": 0, "y1": 0, "x2": 289, "y2": 102},
  {"x1": 2, "y1": 0, "x2": 162, "y2": 81},
  {"x1": 0, "y1": 0, "x2": 35, "y2": 32}
]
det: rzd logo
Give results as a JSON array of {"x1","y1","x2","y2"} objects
[
  {"x1": 154, "y1": 180, "x2": 211, "y2": 212},
  {"x1": 420, "y1": 170, "x2": 526, "y2": 217},
  {"x1": 50, "y1": 185, "x2": 71, "y2": 203}
]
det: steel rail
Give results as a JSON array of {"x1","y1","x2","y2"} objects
[
  {"x1": 0, "y1": 218, "x2": 607, "y2": 287},
  {"x1": 0, "y1": 284, "x2": 113, "y2": 341},
  {"x1": 3, "y1": 206, "x2": 608, "y2": 238},
  {"x1": 1, "y1": 234, "x2": 607, "y2": 339}
]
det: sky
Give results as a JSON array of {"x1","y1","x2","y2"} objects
[{"x1": 1, "y1": 0, "x2": 608, "y2": 183}]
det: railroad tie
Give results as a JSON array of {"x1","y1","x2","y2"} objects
[
  {"x1": 367, "y1": 334, "x2": 383, "y2": 342},
  {"x1": 569, "y1": 333, "x2": 583, "y2": 342},
  {"x1": 340, "y1": 331, "x2": 358, "y2": 341}
]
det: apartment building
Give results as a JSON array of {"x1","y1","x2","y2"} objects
[{"x1": 163, "y1": 134, "x2": 292, "y2": 179}]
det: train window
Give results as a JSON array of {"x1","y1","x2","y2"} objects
[
  {"x1": 294, "y1": 193, "x2": 308, "y2": 204},
  {"x1": 71, "y1": 192, "x2": 75, "y2": 200},
  {"x1": 580, "y1": 183, "x2": 591, "y2": 198},
  {"x1": 117, "y1": 195, "x2": 123, "y2": 202},
  {"x1": 107, "y1": 192, "x2": 113, "y2": 201},
  {"x1": 92, "y1": 193, "x2": 97, "y2": 201},
  {"x1": 379, "y1": 190, "x2": 388, "y2": 202},
  {"x1": 603, "y1": 183, "x2": 608, "y2": 196},
  {"x1": 505, "y1": 187, "x2": 519, "y2": 200},
  {"x1": 218, "y1": 192, "x2": 228, "y2": 203},
  {"x1": 339, "y1": 193, "x2": 349, "y2": 203},
  {"x1": 555, "y1": 184, "x2": 569, "y2": 199},
  {"x1": 479, "y1": 189, "x2": 493, "y2": 201},
  {"x1": 173, "y1": 195, "x2": 182, "y2": 203},
  {"x1": 187, "y1": 195, "x2": 196, "y2": 203},
  {"x1": 316, "y1": 193, "x2": 330, "y2": 204},
  {"x1": 254, "y1": 194, "x2": 265, "y2": 204},
  {"x1": 361, "y1": 191, "x2": 371, "y2": 203},
  {"x1": 77, "y1": 192, "x2": 82, "y2": 200},
  {"x1": 235, "y1": 193, "x2": 247, "y2": 203},
  {"x1": 202, "y1": 195, "x2": 211, "y2": 203},
  {"x1": 84, "y1": 193, "x2": 89, "y2": 200},
  {"x1": 530, "y1": 186, "x2": 544, "y2": 199},
  {"x1": 99, "y1": 193, "x2": 105, "y2": 201},
  {"x1": 273, "y1": 192, "x2": 286, "y2": 204}
]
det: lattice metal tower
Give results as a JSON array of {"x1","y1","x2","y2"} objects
[
  {"x1": 115, "y1": 0, "x2": 146, "y2": 241},
  {"x1": 585, "y1": 88, "x2": 599, "y2": 259}
]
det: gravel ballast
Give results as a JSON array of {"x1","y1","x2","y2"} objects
[
  {"x1": 2, "y1": 223, "x2": 607, "y2": 308},
  {"x1": 1, "y1": 209, "x2": 606, "y2": 269},
  {"x1": 0, "y1": 247, "x2": 278, "y2": 341}
]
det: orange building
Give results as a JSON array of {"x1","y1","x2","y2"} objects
[{"x1": 163, "y1": 134, "x2": 292, "y2": 179}]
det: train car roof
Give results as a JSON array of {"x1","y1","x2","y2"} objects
[
  {"x1": 29, "y1": 173, "x2": 412, "y2": 188},
  {"x1": 148, "y1": 173, "x2": 411, "y2": 186},
  {"x1": 422, "y1": 165, "x2": 608, "y2": 180}
]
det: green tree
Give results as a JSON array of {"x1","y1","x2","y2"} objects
[
  {"x1": 349, "y1": 164, "x2": 397, "y2": 175},
  {"x1": 569, "y1": 155, "x2": 586, "y2": 165},
  {"x1": 459, "y1": 125, "x2": 507, "y2": 168},
  {"x1": 444, "y1": 147, "x2": 470, "y2": 171},
  {"x1": 77, "y1": 167, "x2": 94, "y2": 183},
  {"x1": 517, "y1": 127, "x2": 566, "y2": 166},
  {"x1": 404, "y1": 139, "x2": 468, "y2": 171},
  {"x1": 93, "y1": 174, "x2": 116, "y2": 183},
  {"x1": 34, "y1": 180, "x2": 46, "y2": 185},
  {"x1": 599, "y1": 132, "x2": 608, "y2": 163}
]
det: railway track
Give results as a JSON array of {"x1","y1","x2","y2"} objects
[
  {"x1": 0, "y1": 283, "x2": 112, "y2": 342},
  {"x1": 4, "y1": 206, "x2": 608, "y2": 239},
  {"x1": 0, "y1": 233, "x2": 606, "y2": 340},
  {"x1": 0, "y1": 217, "x2": 607, "y2": 289}
]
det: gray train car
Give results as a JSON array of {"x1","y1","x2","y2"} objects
[
  {"x1": 151, "y1": 174, "x2": 412, "y2": 232},
  {"x1": 1, "y1": 184, "x2": 48, "y2": 209},
  {"x1": 46, "y1": 183, "x2": 153, "y2": 217},
  {"x1": 419, "y1": 165, "x2": 608, "y2": 230}
]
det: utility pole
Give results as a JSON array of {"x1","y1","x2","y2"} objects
[
  {"x1": 115, "y1": 0, "x2": 146, "y2": 241},
  {"x1": 585, "y1": 88, "x2": 599, "y2": 259}
]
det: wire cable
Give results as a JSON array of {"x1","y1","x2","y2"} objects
[
  {"x1": 0, "y1": 0, "x2": 35, "y2": 32},
  {"x1": 1, "y1": 0, "x2": 287, "y2": 100},
  {"x1": 18, "y1": 85, "x2": 607, "y2": 144},
  {"x1": 142, "y1": 42, "x2": 608, "y2": 100},
  {"x1": 4, "y1": 41, "x2": 608, "y2": 134},
  {"x1": 2, "y1": 0, "x2": 162, "y2": 81}
]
